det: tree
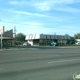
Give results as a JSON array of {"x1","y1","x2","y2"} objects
[
  {"x1": 15, "y1": 33, "x2": 26, "y2": 42},
  {"x1": 74, "y1": 33, "x2": 80, "y2": 39}
]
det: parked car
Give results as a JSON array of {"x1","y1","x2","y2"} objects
[
  {"x1": 49, "y1": 42, "x2": 57, "y2": 46},
  {"x1": 15, "y1": 41, "x2": 22, "y2": 45},
  {"x1": 23, "y1": 42, "x2": 31, "y2": 46},
  {"x1": 75, "y1": 42, "x2": 80, "y2": 45}
]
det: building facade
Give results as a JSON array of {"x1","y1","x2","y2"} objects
[
  {"x1": 0, "y1": 28, "x2": 15, "y2": 47},
  {"x1": 25, "y1": 34, "x2": 72, "y2": 46}
]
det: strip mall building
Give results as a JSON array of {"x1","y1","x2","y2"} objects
[{"x1": 25, "y1": 34, "x2": 73, "y2": 46}]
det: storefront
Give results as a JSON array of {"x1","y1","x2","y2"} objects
[
  {"x1": 25, "y1": 34, "x2": 72, "y2": 46},
  {"x1": 0, "y1": 28, "x2": 15, "y2": 48},
  {"x1": 0, "y1": 37, "x2": 15, "y2": 47}
]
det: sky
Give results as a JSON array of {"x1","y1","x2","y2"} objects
[{"x1": 0, "y1": 0, "x2": 80, "y2": 36}]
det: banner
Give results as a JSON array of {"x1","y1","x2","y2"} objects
[{"x1": 0, "y1": 26, "x2": 3, "y2": 34}]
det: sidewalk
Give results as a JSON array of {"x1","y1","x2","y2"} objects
[
  {"x1": 0, "y1": 48, "x2": 27, "y2": 51},
  {"x1": 0, "y1": 49, "x2": 4, "y2": 51}
]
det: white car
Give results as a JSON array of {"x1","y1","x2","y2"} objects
[
  {"x1": 23, "y1": 42, "x2": 31, "y2": 46},
  {"x1": 76, "y1": 42, "x2": 80, "y2": 45}
]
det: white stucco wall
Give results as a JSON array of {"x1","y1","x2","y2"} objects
[{"x1": 76, "y1": 39, "x2": 80, "y2": 42}]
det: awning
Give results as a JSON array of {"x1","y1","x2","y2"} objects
[{"x1": 0, "y1": 37, "x2": 15, "y2": 40}]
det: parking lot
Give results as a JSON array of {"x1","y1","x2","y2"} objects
[{"x1": 0, "y1": 46, "x2": 80, "y2": 80}]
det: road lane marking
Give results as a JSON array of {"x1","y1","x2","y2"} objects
[
  {"x1": 48, "y1": 59, "x2": 80, "y2": 64},
  {"x1": 58, "y1": 46, "x2": 80, "y2": 49}
]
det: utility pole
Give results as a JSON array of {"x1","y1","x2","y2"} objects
[
  {"x1": 13, "y1": 26, "x2": 17, "y2": 46},
  {"x1": 54, "y1": 32, "x2": 56, "y2": 35},
  {"x1": 13, "y1": 26, "x2": 17, "y2": 38}
]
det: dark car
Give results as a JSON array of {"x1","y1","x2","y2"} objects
[{"x1": 49, "y1": 42, "x2": 56, "y2": 46}]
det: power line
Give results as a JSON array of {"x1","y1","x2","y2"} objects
[
  {"x1": 0, "y1": 20, "x2": 29, "y2": 25},
  {"x1": 0, "y1": 20, "x2": 79, "y2": 31}
]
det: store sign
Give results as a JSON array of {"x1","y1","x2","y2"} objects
[
  {"x1": 0, "y1": 27, "x2": 3, "y2": 34},
  {"x1": 73, "y1": 73, "x2": 80, "y2": 80}
]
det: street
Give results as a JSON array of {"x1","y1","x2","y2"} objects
[{"x1": 0, "y1": 46, "x2": 80, "y2": 80}]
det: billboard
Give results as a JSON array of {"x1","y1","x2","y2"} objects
[{"x1": 0, "y1": 26, "x2": 3, "y2": 34}]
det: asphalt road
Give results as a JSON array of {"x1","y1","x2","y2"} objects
[{"x1": 0, "y1": 46, "x2": 80, "y2": 80}]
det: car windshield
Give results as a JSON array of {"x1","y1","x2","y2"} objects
[{"x1": 0, "y1": 0, "x2": 80, "y2": 80}]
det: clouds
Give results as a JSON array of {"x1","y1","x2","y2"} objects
[
  {"x1": 33, "y1": 1, "x2": 52, "y2": 11},
  {"x1": 9, "y1": 0, "x2": 76, "y2": 6},
  {"x1": 52, "y1": 5, "x2": 80, "y2": 13},
  {"x1": 8, "y1": 10, "x2": 49, "y2": 17},
  {"x1": 0, "y1": 0, "x2": 80, "y2": 36},
  {"x1": 8, "y1": 0, "x2": 80, "y2": 12},
  {"x1": 9, "y1": 0, "x2": 19, "y2": 5},
  {"x1": 8, "y1": 0, "x2": 30, "y2": 6},
  {"x1": 32, "y1": 0, "x2": 80, "y2": 12}
]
